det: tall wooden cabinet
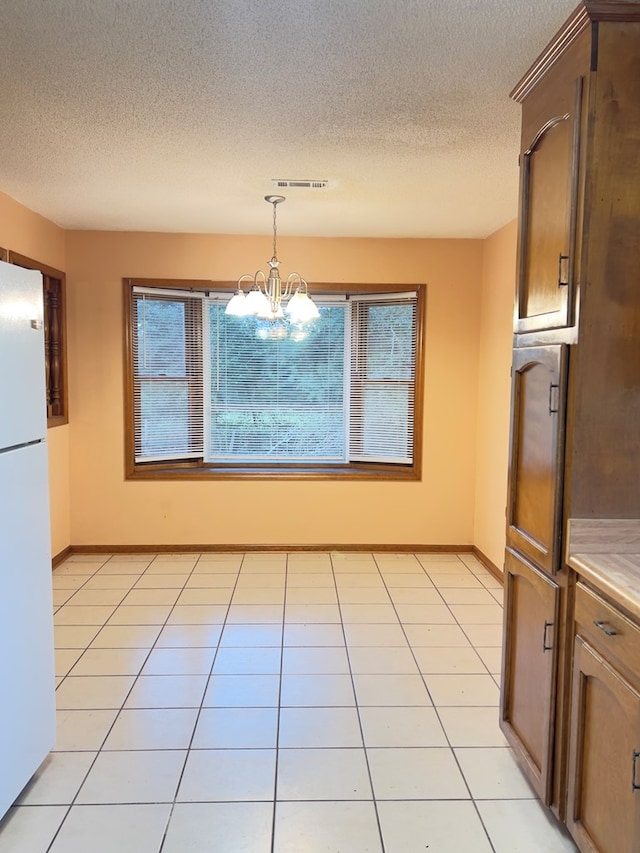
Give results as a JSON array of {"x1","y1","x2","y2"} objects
[{"x1": 500, "y1": 0, "x2": 640, "y2": 841}]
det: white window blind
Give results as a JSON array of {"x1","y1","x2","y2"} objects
[
  {"x1": 206, "y1": 300, "x2": 348, "y2": 462},
  {"x1": 132, "y1": 289, "x2": 204, "y2": 462},
  {"x1": 349, "y1": 293, "x2": 417, "y2": 464}
]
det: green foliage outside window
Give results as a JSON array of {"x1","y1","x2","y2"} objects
[{"x1": 209, "y1": 305, "x2": 346, "y2": 460}]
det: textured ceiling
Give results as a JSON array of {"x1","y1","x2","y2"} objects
[{"x1": 0, "y1": 0, "x2": 578, "y2": 238}]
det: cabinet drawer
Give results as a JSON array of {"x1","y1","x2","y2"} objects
[{"x1": 575, "y1": 582, "x2": 640, "y2": 682}]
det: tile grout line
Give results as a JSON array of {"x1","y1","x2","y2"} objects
[
  {"x1": 269, "y1": 552, "x2": 289, "y2": 853},
  {"x1": 334, "y1": 552, "x2": 388, "y2": 853},
  {"x1": 424, "y1": 553, "x2": 501, "y2": 853},
  {"x1": 157, "y1": 550, "x2": 246, "y2": 853},
  {"x1": 375, "y1": 551, "x2": 499, "y2": 853}
]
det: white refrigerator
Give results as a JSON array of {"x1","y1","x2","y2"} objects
[{"x1": 0, "y1": 259, "x2": 55, "y2": 819}]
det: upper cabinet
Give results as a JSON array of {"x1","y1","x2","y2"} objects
[
  {"x1": 513, "y1": 26, "x2": 590, "y2": 335},
  {"x1": 511, "y1": 4, "x2": 640, "y2": 350}
]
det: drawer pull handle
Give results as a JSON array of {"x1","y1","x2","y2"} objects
[
  {"x1": 633, "y1": 752, "x2": 640, "y2": 791},
  {"x1": 594, "y1": 619, "x2": 617, "y2": 637},
  {"x1": 543, "y1": 620, "x2": 553, "y2": 651}
]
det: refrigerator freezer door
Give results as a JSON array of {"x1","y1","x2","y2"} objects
[
  {"x1": 0, "y1": 442, "x2": 55, "y2": 818},
  {"x1": 0, "y1": 260, "x2": 46, "y2": 449}
]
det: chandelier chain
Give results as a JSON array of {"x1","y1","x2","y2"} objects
[{"x1": 272, "y1": 201, "x2": 278, "y2": 260}]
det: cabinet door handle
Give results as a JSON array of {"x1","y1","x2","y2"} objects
[
  {"x1": 558, "y1": 253, "x2": 569, "y2": 286},
  {"x1": 548, "y1": 383, "x2": 559, "y2": 414},
  {"x1": 543, "y1": 620, "x2": 554, "y2": 651},
  {"x1": 633, "y1": 751, "x2": 640, "y2": 791},
  {"x1": 593, "y1": 619, "x2": 617, "y2": 636}
]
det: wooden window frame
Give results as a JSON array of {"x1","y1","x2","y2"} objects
[
  {"x1": 8, "y1": 251, "x2": 69, "y2": 428},
  {"x1": 124, "y1": 278, "x2": 426, "y2": 481}
]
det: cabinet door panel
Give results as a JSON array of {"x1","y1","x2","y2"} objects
[
  {"x1": 566, "y1": 638, "x2": 640, "y2": 853},
  {"x1": 500, "y1": 548, "x2": 560, "y2": 803},
  {"x1": 506, "y1": 345, "x2": 567, "y2": 574},
  {"x1": 515, "y1": 73, "x2": 585, "y2": 334}
]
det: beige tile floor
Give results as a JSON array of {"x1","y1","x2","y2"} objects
[{"x1": 0, "y1": 551, "x2": 578, "y2": 852}]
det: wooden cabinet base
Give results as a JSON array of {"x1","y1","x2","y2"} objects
[{"x1": 566, "y1": 637, "x2": 640, "y2": 853}]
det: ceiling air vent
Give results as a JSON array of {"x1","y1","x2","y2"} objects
[{"x1": 271, "y1": 179, "x2": 328, "y2": 189}]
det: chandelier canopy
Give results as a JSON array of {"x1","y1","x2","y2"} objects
[{"x1": 225, "y1": 195, "x2": 320, "y2": 324}]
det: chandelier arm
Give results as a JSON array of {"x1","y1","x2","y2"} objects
[
  {"x1": 254, "y1": 270, "x2": 267, "y2": 292},
  {"x1": 280, "y1": 274, "x2": 292, "y2": 299},
  {"x1": 287, "y1": 272, "x2": 309, "y2": 294}
]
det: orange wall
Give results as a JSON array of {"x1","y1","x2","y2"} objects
[
  {"x1": 1, "y1": 188, "x2": 519, "y2": 553},
  {"x1": 473, "y1": 220, "x2": 517, "y2": 570},
  {"x1": 0, "y1": 191, "x2": 66, "y2": 270},
  {"x1": 65, "y1": 230, "x2": 485, "y2": 547},
  {"x1": 0, "y1": 192, "x2": 70, "y2": 558}
]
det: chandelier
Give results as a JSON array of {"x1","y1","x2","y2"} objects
[{"x1": 225, "y1": 195, "x2": 320, "y2": 324}]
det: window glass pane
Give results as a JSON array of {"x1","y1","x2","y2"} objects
[
  {"x1": 350, "y1": 298, "x2": 417, "y2": 464},
  {"x1": 208, "y1": 305, "x2": 346, "y2": 461},
  {"x1": 138, "y1": 380, "x2": 192, "y2": 457},
  {"x1": 366, "y1": 304, "x2": 414, "y2": 380},
  {"x1": 132, "y1": 292, "x2": 203, "y2": 462},
  {"x1": 135, "y1": 298, "x2": 187, "y2": 377},
  {"x1": 362, "y1": 384, "x2": 410, "y2": 458}
]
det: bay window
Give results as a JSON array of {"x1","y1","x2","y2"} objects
[{"x1": 125, "y1": 280, "x2": 424, "y2": 479}]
